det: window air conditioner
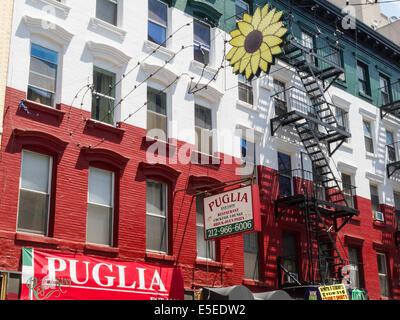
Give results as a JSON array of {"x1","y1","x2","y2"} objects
[{"x1": 373, "y1": 211, "x2": 385, "y2": 222}]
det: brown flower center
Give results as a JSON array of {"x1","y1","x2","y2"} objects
[{"x1": 244, "y1": 30, "x2": 263, "y2": 53}]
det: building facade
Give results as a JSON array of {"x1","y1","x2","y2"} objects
[{"x1": 0, "y1": 0, "x2": 399, "y2": 300}]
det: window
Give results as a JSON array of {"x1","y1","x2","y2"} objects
[
  {"x1": 241, "y1": 137, "x2": 256, "y2": 180},
  {"x1": 301, "y1": 31, "x2": 315, "y2": 64},
  {"x1": 196, "y1": 195, "x2": 215, "y2": 260},
  {"x1": 341, "y1": 173, "x2": 354, "y2": 208},
  {"x1": 193, "y1": 20, "x2": 210, "y2": 65},
  {"x1": 377, "y1": 253, "x2": 389, "y2": 297},
  {"x1": 243, "y1": 232, "x2": 259, "y2": 280},
  {"x1": 282, "y1": 232, "x2": 298, "y2": 282},
  {"x1": 17, "y1": 150, "x2": 52, "y2": 235},
  {"x1": 370, "y1": 184, "x2": 380, "y2": 213},
  {"x1": 278, "y1": 152, "x2": 292, "y2": 196},
  {"x1": 357, "y1": 62, "x2": 370, "y2": 96},
  {"x1": 195, "y1": 104, "x2": 213, "y2": 155},
  {"x1": 96, "y1": 0, "x2": 118, "y2": 26},
  {"x1": 147, "y1": 87, "x2": 167, "y2": 141},
  {"x1": 27, "y1": 43, "x2": 58, "y2": 107},
  {"x1": 87, "y1": 167, "x2": 114, "y2": 246},
  {"x1": 363, "y1": 120, "x2": 374, "y2": 153},
  {"x1": 379, "y1": 74, "x2": 391, "y2": 105},
  {"x1": 238, "y1": 74, "x2": 253, "y2": 105},
  {"x1": 273, "y1": 79, "x2": 287, "y2": 116},
  {"x1": 146, "y1": 180, "x2": 168, "y2": 253},
  {"x1": 394, "y1": 191, "x2": 400, "y2": 229},
  {"x1": 235, "y1": 0, "x2": 249, "y2": 19},
  {"x1": 331, "y1": 47, "x2": 345, "y2": 82},
  {"x1": 336, "y1": 107, "x2": 349, "y2": 142},
  {"x1": 92, "y1": 67, "x2": 116, "y2": 125},
  {"x1": 148, "y1": 0, "x2": 168, "y2": 46},
  {"x1": 348, "y1": 246, "x2": 362, "y2": 289},
  {"x1": 386, "y1": 130, "x2": 396, "y2": 163},
  {"x1": 0, "y1": 272, "x2": 21, "y2": 300}
]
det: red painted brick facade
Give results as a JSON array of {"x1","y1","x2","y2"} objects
[{"x1": 0, "y1": 86, "x2": 399, "y2": 300}]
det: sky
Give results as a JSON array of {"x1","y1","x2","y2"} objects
[{"x1": 380, "y1": 2, "x2": 400, "y2": 19}]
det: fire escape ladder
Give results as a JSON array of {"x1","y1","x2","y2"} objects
[
  {"x1": 295, "y1": 122, "x2": 349, "y2": 209},
  {"x1": 307, "y1": 206, "x2": 345, "y2": 284}
]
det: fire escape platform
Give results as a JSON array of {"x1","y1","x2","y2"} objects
[
  {"x1": 275, "y1": 194, "x2": 360, "y2": 218},
  {"x1": 380, "y1": 100, "x2": 400, "y2": 119}
]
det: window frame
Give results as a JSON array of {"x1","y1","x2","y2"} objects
[
  {"x1": 357, "y1": 61, "x2": 371, "y2": 96},
  {"x1": 376, "y1": 252, "x2": 389, "y2": 298},
  {"x1": 194, "y1": 104, "x2": 213, "y2": 155},
  {"x1": 148, "y1": 0, "x2": 168, "y2": 47},
  {"x1": 146, "y1": 179, "x2": 169, "y2": 254},
  {"x1": 243, "y1": 232, "x2": 260, "y2": 280},
  {"x1": 341, "y1": 172, "x2": 354, "y2": 208},
  {"x1": 363, "y1": 120, "x2": 374, "y2": 154},
  {"x1": 17, "y1": 149, "x2": 53, "y2": 236},
  {"x1": 379, "y1": 73, "x2": 391, "y2": 106},
  {"x1": 96, "y1": 0, "x2": 118, "y2": 26},
  {"x1": 146, "y1": 86, "x2": 168, "y2": 141},
  {"x1": 369, "y1": 184, "x2": 380, "y2": 214},
  {"x1": 196, "y1": 194, "x2": 216, "y2": 260},
  {"x1": 91, "y1": 66, "x2": 116, "y2": 125},
  {"x1": 238, "y1": 74, "x2": 254, "y2": 105},
  {"x1": 27, "y1": 43, "x2": 59, "y2": 108},
  {"x1": 273, "y1": 78, "x2": 287, "y2": 116},
  {"x1": 86, "y1": 166, "x2": 115, "y2": 247},
  {"x1": 193, "y1": 19, "x2": 211, "y2": 65},
  {"x1": 278, "y1": 152, "x2": 293, "y2": 197}
]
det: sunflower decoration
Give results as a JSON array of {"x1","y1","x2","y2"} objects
[{"x1": 226, "y1": 4, "x2": 287, "y2": 80}]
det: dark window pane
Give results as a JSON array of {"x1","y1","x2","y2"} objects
[
  {"x1": 147, "y1": 87, "x2": 166, "y2": 115},
  {"x1": 149, "y1": 0, "x2": 167, "y2": 26},
  {"x1": 195, "y1": 104, "x2": 212, "y2": 129},
  {"x1": 194, "y1": 21, "x2": 210, "y2": 46},
  {"x1": 96, "y1": 0, "x2": 117, "y2": 25},
  {"x1": 18, "y1": 190, "x2": 49, "y2": 234}
]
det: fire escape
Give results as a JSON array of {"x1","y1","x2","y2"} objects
[
  {"x1": 379, "y1": 80, "x2": 400, "y2": 178},
  {"x1": 270, "y1": 31, "x2": 360, "y2": 285}
]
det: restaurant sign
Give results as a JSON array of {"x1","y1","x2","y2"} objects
[
  {"x1": 20, "y1": 248, "x2": 184, "y2": 300},
  {"x1": 318, "y1": 284, "x2": 349, "y2": 300},
  {"x1": 203, "y1": 185, "x2": 261, "y2": 240}
]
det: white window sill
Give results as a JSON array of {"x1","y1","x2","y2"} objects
[
  {"x1": 366, "y1": 152, "x2": 379, "y2": 160},
  {"x1": 190, "y1": 60, "x2": 219, "y2": 77},
  {"x1": 31, "y1": 0, "x2": 71, "y2": 16},
  {"x1": 236, "y1": 99, "x2": 259, "y2": 114},
  {"x1": 90, "y1": 17, "x2": 127, "y2": 40},
  {"x1": 143, "y1": 40, "x2": 176, "y2": 60}
]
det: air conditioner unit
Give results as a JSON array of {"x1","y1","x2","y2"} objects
[
  {"x1": 373, "y1": 211, "x2": 385, "y2": 222},
  {"x1": 284, "y1": 272, "x2": 299, "y2": 284}
]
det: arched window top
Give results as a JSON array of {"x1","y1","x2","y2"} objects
[
  {"x1": 193, "y1": 82, "x2": 223, "y2": 105},
  {"x1": 188, "y1": 0, "x2": 222, "y2": 27},
  {"x1": 13, "y1": 128, "x2": 68, "y2": 155},
  {"x1": 141, "y1": 62, "x2": 180, "y2": 87},
  {"x1": 80, "y1": 147, "x2": 129, "y2": 171},
  {"x1": 139, "y1": 161, "x2": 181, "y2": 183},
  {"x1": 23, "y1": 15, "x2": 74, "y2": 46},
  {"x1": 87, "y1": 41, "x2": 132, "y2": 68}
]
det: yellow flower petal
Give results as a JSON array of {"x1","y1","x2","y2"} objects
[
  {"x1": 230, "y1": 29, "x2": 242, "y2": 38},
  {"x1": 233, "y1": 62, "x2": 240, "y2": 73},
  {"x1": 260, "y1": 43, "x2": 272, "y2": 63},
  {"x1": 226, "y1": 47, "x2": 238, "y2": 60},
  {"x1": 245, "y1": 64, "x2": 252, "y2": 80},
  {"x1": 271, "y1": 10, "x2": 284, "y2": 23},
  {"x1": 230, "y1": 46, "x2": 246, "y2": 65},
  {"x1": 262, "y1": 22, "x2": 284, "y2": 36},
  {"x1": 274, "y1": 27, "x2": 288, "y2": 38},
  {"x1": 243, "y1": 13, "x2": 252, "y2": 24},
  {"x1": 261, "y1": 4, "x2": 269, "y2": 17},
  {"x1": 259, "y1": 59, "x2": 269, "y2": 72},
  {"x1": 237, "y1": 21, "x2": 254, "y2": 37},
  {"x1": 239, "y1": 53, "x2": 251, "y2": 73},
  {"x1": 263, "y1": 35, "x2": 283, "y2": 47},
  {"x1": 250, "y1": 50, "x2": 261, "y2": 75},
  {"x1": 263, "y1": 8, "x2": 276, "y2": 29},
  {"x1": 270, "y1": 46, "x2": 282, "y2": 55},
  {"x1": 230, "y1": 35, "x2": 245, "y2": 47},
  {"x1": 251, "y1": 7, "x2": 262, "y2": 29}
]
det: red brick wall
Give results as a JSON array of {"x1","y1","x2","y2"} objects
[{"x1": 0, "y1": 86, "x2": 399, "y2": 299}]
